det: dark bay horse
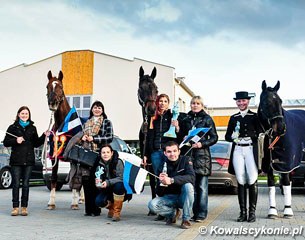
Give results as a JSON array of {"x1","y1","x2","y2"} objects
[
  {"x1": 258, "y1": 80, "x2": 305, "y2": 218},
  {"x1": 46, "y1": 70, "x2": 81, "y2": 210},
  {"x1": 138, "y1": 66, "x2": 158, "y2": 202}
]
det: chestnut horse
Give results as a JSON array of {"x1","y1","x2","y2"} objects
[
  {"x1": 45, "y1": 70, "x2": 81, "y2": 210},
  {"x1": 138, "y1": 66, "x2": 158, "y2": 204},
  {"x1": 258, "y1": 80, "x2": 305, "y2": 218}
]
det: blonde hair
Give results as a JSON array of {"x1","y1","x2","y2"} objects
[{"x1": 190, "y1": 96, "x2": 204, "y2": 107}]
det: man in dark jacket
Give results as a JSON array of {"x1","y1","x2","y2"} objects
[{"x1": 148, "y1": 141, "x2": 195, "y2": 229}]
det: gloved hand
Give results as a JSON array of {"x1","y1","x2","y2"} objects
[{"x1": 231, "y1": 132, "x2": 239, "y2": 141}]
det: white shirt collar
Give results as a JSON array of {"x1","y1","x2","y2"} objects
[{"x1": 240, "y1": 109, "x2": 249, "y2": 118}]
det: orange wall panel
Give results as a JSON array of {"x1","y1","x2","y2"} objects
[
  {"x1": 212, "y1": 116, "x2": 230, "y2": 127},
  {"x1": 62, "y1": 51, "x2": 94, "y2": 95}
]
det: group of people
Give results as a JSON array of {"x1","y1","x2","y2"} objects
[{"x1": 3, "y1": 90, "x2": 263, "y2": 228}]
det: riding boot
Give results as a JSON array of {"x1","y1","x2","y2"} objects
[
  {"x1": 105, "y1": 201, "x2": 114, "y2": 218},
  {"x1": 112, "y1": 193, "x2": 125, "y2": 221},
  {"x1": 283, "y1": 183, "x2": 294, "y2": 218},
  {"x1": 237, "y1": 184, "x2": 247, "y2": 222},
  {"x1": 248, "y1": 182, "x2": 258, "y2": 223}
]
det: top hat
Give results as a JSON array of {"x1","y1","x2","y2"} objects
[{"x1": 233, "y1": 91, "x2": 251, "y2": 100}]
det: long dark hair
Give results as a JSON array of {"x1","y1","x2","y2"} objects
[
  {"x1": 89, "y1": 100, "x2": 108, "y2": 119},
  {"x1": 15, "y1": 106, "x2": 32, "y2": 122}
]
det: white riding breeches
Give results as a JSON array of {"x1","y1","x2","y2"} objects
[{"x1": 233, "y1": 145, "x2": 258, "y2": 185}]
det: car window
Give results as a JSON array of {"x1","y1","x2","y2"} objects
[
  {"x1": 0, "y1": 145, "x2": 11, "y2": 155},
  {"x1": 110, "y1": 138, "x2": 121, "y2": 152},
  {"x1": 210, "y1": 144, "x2": 229, "y2": 154},
  {"x1": 210, "y1": 142, "x2": 231, "y2": 158},
  {"x1": 116, "y1": 138, "x2": 130, "y2": 153}
]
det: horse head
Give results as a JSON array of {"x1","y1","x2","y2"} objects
[
  {"x1": 47, "y1": 71, "x2": 65, "y2": 111},
  {"x1": 138, "y1": 66, "x2": 158, "y2": 117},
  {"x1": 258, "y1": 80, "x2": 286, "y2": 136}
]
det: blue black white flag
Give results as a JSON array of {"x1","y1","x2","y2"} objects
[
  {"x1": 56, "y1": 106, "x2": 82, "y2": 135},
  {"x1": 179, "y1": 127, "x2": 211, "y2": 148},
  {"x1": 123, "y1": 161, "x2": 148, "y2": 194}
]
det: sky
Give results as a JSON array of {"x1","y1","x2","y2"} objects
[{"x1": 1, "y1": 0, "x2": 305, "y2": 107}]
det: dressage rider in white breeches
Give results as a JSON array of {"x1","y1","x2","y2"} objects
[{"x1": 225, "y1": 91, "x2": 263, "y2": 223}]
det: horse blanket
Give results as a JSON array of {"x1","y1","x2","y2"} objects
[{"x1": 269, "y1": 109, "x2": 305, "y2": 173}]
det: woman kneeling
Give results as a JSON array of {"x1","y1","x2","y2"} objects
[{"x1": 95, "y1": 144, "x2": 129, "y2": 221}]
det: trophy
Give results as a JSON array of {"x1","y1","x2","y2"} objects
[
  {"x1": 233, "y1": 121, "x2": 240, "y2": 143},
  {"x1": 95, "y1": 166, "x2": 104, "y2": 187},
  {"x1": 160, "y1": 162, "x2": 168, "y2": 187},
  {"x1": 163, "y1": 101, "x2": 179, "y2": 138}
]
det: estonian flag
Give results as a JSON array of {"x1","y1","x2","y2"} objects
[
  {"x1": 179, "y1": 127, "x2": 211, "y2": 148},
  {"x1": 56, "y1": 106, "x2": 82, "y2": 135},
  {"x1": 123, "y1": 161, "x2": 148, "y2": 194}
]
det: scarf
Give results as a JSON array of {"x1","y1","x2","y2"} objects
[
  {"x1": 19, "y1": 119, "x2": 30, "y2": 128},
  {"x1": 83, "y1": 116, "x2": 103, "y2": 151}
]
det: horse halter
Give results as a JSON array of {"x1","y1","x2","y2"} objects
[
  {"x1": 138, "y1": 94, "x2": 156, "y2": 108},
  {"x1": 47, "y1": 81, "x2": 65, "y2": 111}
]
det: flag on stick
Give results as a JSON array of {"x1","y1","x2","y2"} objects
[
  {"x1": 123, "y1": 161, "x2": 148, "y2": 194},
  {"x1": 56, "y1": 106, "x2": 82, "y2": 135},
  {"x1": 179, "y1": 127, "x2": 211, "y2": 148}
]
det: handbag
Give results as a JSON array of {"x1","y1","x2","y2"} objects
[{"x1": 68, "y1": 144, "x2": 99, "y2": 167}]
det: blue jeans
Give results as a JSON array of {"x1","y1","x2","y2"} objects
[
  {"x1": 11, "y1": 165, "x2": 33, "y2": 208},
  {"x1": 193, "y1": 175, "x2": 208, "y2": 219},
  {"x1": 148, "y1": 183, "x2": 194, "y2": 221},
  {"x1": 151, "y1": 150, "x2": 165, "y2": 174},
  {"x1": 95, "y1": 182, "x2": 125, "y2": 208}
]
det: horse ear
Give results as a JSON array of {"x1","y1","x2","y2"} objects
[
  {"x1": 139, "y1": 66, "x2": 144, "y2": 79},
  {"x1": 274, "y1": 81, "x2": 280, "y2": 91},
  {"x1": 262, "y1": 80, "x2": 267, "y2": 91},
  {"x1": 47, "y1": 71, "x2": 53, "y2": 80},
  {"x1": 58, "y1": 71, "x2": 63, "y2": 81},
  {"x1": 151, "y1": 67, "x2": 157, "y2": 79}
]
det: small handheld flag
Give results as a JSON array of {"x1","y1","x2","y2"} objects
[
  {"x1": 179, "y1": 127, "x2": 211, "y2": 148},
  {"x1": 123, "y1": 161, "x2": 148, "y2": 194}
]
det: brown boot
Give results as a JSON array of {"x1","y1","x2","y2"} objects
[
  {"x1": 11, "y1": 208, "x2": 19, "y2": 216},
  {"x1": 106, "y1": 201, "x2": 114, "y2": 218},
  {"x1": 112, "y1": 193, "x2": 124, "y2": 221},
  {"x1": 21, "y1": 207, "x2": 28, "y2": 216}
]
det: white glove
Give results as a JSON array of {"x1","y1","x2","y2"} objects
[{"x1": 231, "y1": 132, "x2": 239, "y2": 140}]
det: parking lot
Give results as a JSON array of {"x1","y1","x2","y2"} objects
[{"x1": 1, "y1": 184, "x2": 305, "y2": 240}]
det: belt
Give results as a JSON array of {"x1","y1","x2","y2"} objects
[{"x1": 236, "y1": 143, "x2": 253, "y2": 147}]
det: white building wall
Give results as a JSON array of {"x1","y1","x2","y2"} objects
[
  {"x1": 174, "y1": 83, "x2": 192, "y2": 113},
  {"x1": 0, "y1": 55, "x2": 62, "y2": 136}
]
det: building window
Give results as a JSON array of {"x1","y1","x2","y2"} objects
[
  {"x1": 178, "y1": 98, "x2": 186, "y2": 112},
  {"x1": 66, "y1": 95, "x2": 92, "y2": 118}
]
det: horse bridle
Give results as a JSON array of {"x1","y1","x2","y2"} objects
[
  {"x1": 137, "y1": 93, "x2": 156, "y2": 109},
  {"x1": 47, "y1": 83, "x2": 65, "y2": 110}
]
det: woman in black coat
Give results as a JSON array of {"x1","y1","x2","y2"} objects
[
  {"x1": 179, "y1": 96, "x2": 218, "y2": 222},
  {"x1": 3, "y1": 106, "x2": 46, "y2": 216}
]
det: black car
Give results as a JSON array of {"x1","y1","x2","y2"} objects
[{"x1": 0, "y1": 143, "x2": 43, "y2": 189}]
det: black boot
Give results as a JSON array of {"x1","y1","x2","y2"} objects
[
  {"x1": 237, "y1": 184, "x2": 247, "y2": 222},
  {"x1": 248, "y1": 182, "x2": 258, "y2": 223}
]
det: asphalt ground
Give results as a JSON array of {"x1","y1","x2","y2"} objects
[{"x1": 0, "y1": 184, "x2": 305, "y2": 240}]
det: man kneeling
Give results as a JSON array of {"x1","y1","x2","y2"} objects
[{"x1": 148, "y1": 141, "x2": 195, "y2": 229}]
